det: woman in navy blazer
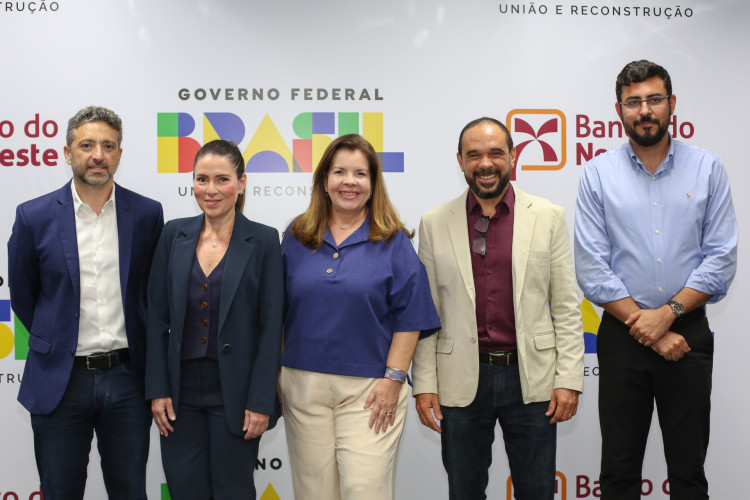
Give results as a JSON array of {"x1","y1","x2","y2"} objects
[{"x1": 145, "y1": 140, "x2": 284, "y2": 499}]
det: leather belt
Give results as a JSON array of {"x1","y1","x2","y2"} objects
[
  {"x1": 479, "y1": 350, "x2": 518, "y2": 366},
  {"x1": 74, "y1": 348, "x2": 130, "y2": 370}
]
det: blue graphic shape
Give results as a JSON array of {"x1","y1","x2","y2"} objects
[
  {"x1": 312, "y1": 113, "x2": 335, "y2": 134},
  {"x1": 205, "y1": 113, "x2": 245, "y2": 145},
  {"x1": 380, "y1": 152, "x2": 405, "y2": 172},
  {"x1": 0, "y1": 300, "x2": 10, "y2": 322},
  {"x1": 584, "y1": 332, "x2": 597, "y2": 354},
  {"x1": 247, "y1": 151, "x2": 289, "y2": 173},
  {"x1": 178, "y1": 113, "x2": 196, "y2": 136}
]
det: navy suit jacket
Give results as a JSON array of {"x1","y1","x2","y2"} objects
[
  {"x1": 8, "y1": 181, "x2": 164, "y2": 415},
  {"x1": 145, "y1": 211, "x2": 284, "y2": 435}
]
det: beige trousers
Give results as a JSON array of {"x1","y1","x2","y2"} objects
[{"x1": 280, "y1": 367, "x2": 409, "y2": 500}]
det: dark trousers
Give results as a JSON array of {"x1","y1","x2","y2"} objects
[
  {"x1": 30, "y1": 362, "x2": 151, "y2": 500},
  {"x1": 598, "y1": 310, "x2": 713, "y2": 500},
  {"x1": 161, "y1": 358, "x2": 260, "y2": 500},
  {"x1": 440, "y1": 362, "x2": 557, "y2": 500}
]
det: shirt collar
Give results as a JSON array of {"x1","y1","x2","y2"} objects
[
  {"x1": 322, "y1": 212, "x2": 372, "y2": 249},
  {"x1": 466, "y1": 183, "x2": 515, "y2": 217},
  {"x1": 626, "y1": 134, "x2": 676, "y2": 176},
  {"x1": 71, "y1": 180, "x2": 116, "y2": 215}
]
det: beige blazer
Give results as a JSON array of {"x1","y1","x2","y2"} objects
[{"x1": 412, "y1": 186, "x2": 584, "y2": 406}]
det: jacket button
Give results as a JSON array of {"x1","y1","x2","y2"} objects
[{"x1": 222, "y1": 344, "x2": 232, "y2": 353}]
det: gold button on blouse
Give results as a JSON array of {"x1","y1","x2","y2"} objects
[
  {"x1": 201, "y1": 319, "x2": 208, "y2": 327},
  {"x1": 201, "y1": 302, "x2": 208, "y2": 309},
  {"x1": 201, "y1": 337, "x2": 207, "y2": 344},
  {"x1": 201, "y1": 283, "x2": 208, "y2": 290},
  {"x1": 326, "y1": 268, "x2": 333, "y2": 274},
  {"x1": 333, "y1": 252, "x2": 339, "y2": 259}
]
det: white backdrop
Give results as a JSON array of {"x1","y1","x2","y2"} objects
[{"x1": 1, "y1": 1, "x2": 748, "y2": 498}]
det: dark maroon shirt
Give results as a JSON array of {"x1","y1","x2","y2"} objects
[{"x1": 467, "y1": 186, "x2": 517, "y2": 351}]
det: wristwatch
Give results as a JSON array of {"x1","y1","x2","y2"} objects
[{"x1": 667, "y1": 300, "x2": 686, "y2": 318}]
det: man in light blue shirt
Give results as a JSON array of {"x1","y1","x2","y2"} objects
[{"x1": 575, "y1": 60, "x2": 737, "y2": 500}]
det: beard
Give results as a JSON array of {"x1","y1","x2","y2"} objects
[
  {"x1": 623, "y1": 107, "x2": 671, "y2": 147},
  {"x1": 464, "y1": 166, "x2": 511, "y2": 200},
  {"x1": 71, "y1": 159, "x2": 115, "y2": 186}
]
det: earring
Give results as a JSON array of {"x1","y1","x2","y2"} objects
[{"x1": 239, "y1": 191, "x2": 244, "y2": 195}]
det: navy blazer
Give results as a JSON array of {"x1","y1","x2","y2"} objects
[
  {"x1": 145, "y1": 211, "x2": 284, "y2": 435},
  {"x1": 8, "y1": 181, "x2": 164, "y2": 415}
]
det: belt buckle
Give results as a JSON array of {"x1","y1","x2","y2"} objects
[
  {"x1": 85, "y1": 352, "x2": 114, "y2": 370},
  {"x1": 489, "y1": 352, "x2": 510, "y2": 367}
]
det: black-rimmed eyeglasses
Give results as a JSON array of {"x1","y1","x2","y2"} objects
[{"x1": 471, "y1": 216, "x2": 490, "y2": 257}]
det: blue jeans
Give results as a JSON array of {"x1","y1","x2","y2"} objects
[
  {"x1": 440, "y1": 362, "x2": 556, "y2": 500},
  {"x1": 30, "y1": 362, "x2": 151, "y2": 500}
]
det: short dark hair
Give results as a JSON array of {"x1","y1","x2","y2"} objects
[
  {"x1": 66, "y1": 106, "x2": 123, "y2": 148},
  {"x1": 457, "y1": 117, "x2": 513, "y2": 155},
  {"x1": 193, "y1": 140, "x2": 246, "y2": 211},
  {"x1": 616, "y1": 60, "x2": 672, "y2": 102}
]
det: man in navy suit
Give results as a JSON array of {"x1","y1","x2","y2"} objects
[{"x1": 8, "y1": 105, "x2": 164, "y2": 499}]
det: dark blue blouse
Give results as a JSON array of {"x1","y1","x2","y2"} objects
[
  {"x1": 181, "y1": 253, "x2": 225, "y2": 361},
  {"x1": 281, "y1": 217, "x2": 440, "y2": 378}
]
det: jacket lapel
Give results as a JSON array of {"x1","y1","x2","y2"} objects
[
  {"x1": 446, "y1": 191, "x2": 476, "y2": 308},
  {"x1": 56, "y1": 183, "x2": 80, "y2": 299},
  {"x1": 218, "y1": 213, "x2": 256, "y2": 336},
  {"x1": 115, "y1": 184, "x2": 134, "y2": 302},
  {"x1": 512, "y1": 187, "x2": 535, "y2": 312},
  {"x1": 172, "y1": 216, "x2": 203, "y2": 340}
]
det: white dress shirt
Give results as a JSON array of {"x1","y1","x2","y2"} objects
[{"x1": 72, "y1": 182, "x2": 129, "y2": 356}]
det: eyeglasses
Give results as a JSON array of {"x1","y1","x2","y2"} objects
[
  {"x1": 471, "y1": 216, "x2": 490, "y2": 257},
  {"x1": 619, "y1": 95, "x2": 670, "y2": 111}
]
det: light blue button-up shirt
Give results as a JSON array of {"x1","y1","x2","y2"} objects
[{"x1": 574, "y1": 136, "x2": 738, "y2": 310}]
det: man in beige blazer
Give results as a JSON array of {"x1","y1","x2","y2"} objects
[{"x1": 412, "y1": 117, "x2": 584, "y2": 500}]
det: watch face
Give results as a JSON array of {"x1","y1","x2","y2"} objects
[{"x1": 670, "y1": 301, "x2": 686, "y2": 316}]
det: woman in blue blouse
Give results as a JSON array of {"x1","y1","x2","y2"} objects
[
  {"x1": 280, "y1": 134, "x2": 440, "y2": 500},
  {"x1": 146, "y1": 140, "x2": 284, "y2": 499}
]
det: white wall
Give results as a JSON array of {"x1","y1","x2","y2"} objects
[{"x1": 1, "y1": 1, "x2": 747, "y2": 498}]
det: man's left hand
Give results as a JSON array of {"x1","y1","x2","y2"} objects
[
  {"x1": 625, "y1": 306, "x2": 673, "y2": 346},
  {"x1": 546, "y1": 388, "x2": 579, "y2": 424}
]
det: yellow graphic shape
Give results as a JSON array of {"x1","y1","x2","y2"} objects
[
  {"x1": 312, "y1": 134, "x2": 333, "y2": 172},
  {"x1": 260, "y1": 482, "x2": 281, "y2": 500},
  {"x1": 157, "y1": 137, "x2": 179, "y2": 173},
  {"x1": 581, "y1": 298, "x2": 601, "y2": 334},
  {"x1": 243, "y1": 114, "x2": 293, "y2": 172},
  {"x1": 0, "y1": 324, "x2": 14, "y2": 359},
  {"x1": 362, "y1": 112, "x2": 383, "y2": 152},
  {"x1": 203, "y1": 115, "x2": 221, "y2": 143}
]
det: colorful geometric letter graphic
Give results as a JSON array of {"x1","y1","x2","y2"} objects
[
  {"x1": 157, "y1": 113, "x2": 202, "y2": 173},
  {"x1": 0, "y1": 299, "x2": 29, "y2": 360},
  {"x1": 157, "y1": 112, "x2": 404, "y2": 173},
  {"x1": 581, "y1": 299, "x2": 601, "y2": 354}
]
